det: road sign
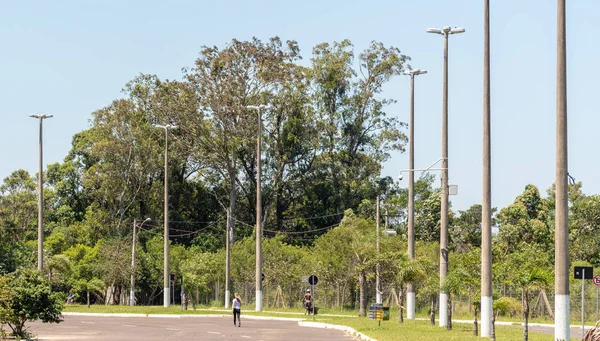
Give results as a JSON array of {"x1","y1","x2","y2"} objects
[
  {"x1": 594, "y1": 276, "x2": 600, "y2": 286},
  {"x1": 308, "y1": 275, "x2": 318, "y2": 286},
  {"x1": 575, "y1": 266, "x2": 593, "y2": 280},
  {"x1": 301, "y1": 276, "x2": 310, "y2": 283}
]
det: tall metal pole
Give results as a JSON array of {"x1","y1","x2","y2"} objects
[
  {"x1": 163, "y1": 127, "x2": 170, "y2": 308},
  {"x1": 37, "y1": 118, "x2": 44, "y2": 272},
  {"x1": 439, "y1": 30, "x2": 450, "y2": 328},
  {"x1": 256, "y1": 106, "x2": 263, "y2": 312},
  {"x1": 555, "y1": 0, "x2": 569, "y2": 340},
  {"x1": 582, "y1": 270, "x2": 585, "y2": 338},
  {"x1": 481, "y1": 0, "x2": 493, "y2": 336},
  {"x1": 130, "y1": 219, "x2": 137, "y2": 306},
  {"x1": 407, "y1": 72, "x2": 416, "y2": 319},
  {"x1": 376, "y1": 195, "x2": 381, "y2": 304},
  {"x1": 225, "y1": 208, "x2": 231, "y2": 309},
  {"x1": 155, "y1": 124, "x2": 176, "y2": 308},
  {"x1": 404, "y1": 68, "x2": 426, "y2": 319},
  {"x1": 30, "y1": 114, "x2": 52, "y2": 272}
]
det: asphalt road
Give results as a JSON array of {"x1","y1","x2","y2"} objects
[{"x1": 27, "y1": 314, "x2": 356, "y2": 341}]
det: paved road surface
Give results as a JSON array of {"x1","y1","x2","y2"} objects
[{"x1": 28, "y1": 315, "x2": 356, "y2": 341}]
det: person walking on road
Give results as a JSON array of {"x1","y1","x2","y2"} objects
[{"x1": 232, "y1": 293, "x2": 241, "y2": 327}]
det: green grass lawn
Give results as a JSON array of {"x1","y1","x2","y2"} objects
[{"x1": 64, "y1": 304, "x2": 580, "y2": 340}]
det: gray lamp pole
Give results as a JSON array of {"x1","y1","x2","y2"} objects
[
  {"x1": 155, "y1": 124, "x2": 177, "y2": 308},
  {"x1": 130, "y1": 217, "x2": 150, "y2": 306},
  {"x1": 246, "y1": 104, "x2": 272, "y2": 312},
  {"x1": 376, "y1": 195, "x2": 381, "y2": 304},
  {"x1": 426, "y1": 25, "x2": 464, "y2": 327},
  {"x1": 225, "y1": 208, "x2": 231, "y2": 309},
  {"x1": 555, "y1": 0, "x2": 569, "y2": 340},
  {"x1": 481, "y1": 0, "x2": 493, "y2": 337},
  {"x1": 29, "y1": 113, "x2": 53, "y2": 272},
  {"x1": 404, "y1": 68, "x2": 427, "y2": 320}
]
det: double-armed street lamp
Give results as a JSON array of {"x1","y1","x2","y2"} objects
[
  {"x1": 155, "y1": 124, "x2": 177, "y2": 308},
  {"x1": 131, "y1": 217, "x2": 151, "y2": 306},
  {"x1": 403, "y1": 68, "x2": 427, "y2": 319},
  {"x1": 426, "y1": 25, "x2": 465, "y2": 328},
  {"x1": 246, "y1": 104, "x2": 273, "y2": 312},
  {"x1": 29, "y1": 114, "x2": 53, "y2": 272}
]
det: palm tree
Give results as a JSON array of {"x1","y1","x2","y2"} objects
[
  {"x1": 514, "y1": 268, "x2": 550, "y2": 341},
  {"x1": 395, "y1": 258, "x2": 426, "y2": 323},
  {"x1": 74, "y1": 278, "x2": 105, "y2": 308},
  {"x1": 441, "y1": 270, "x2": 465, "y2": 330}
]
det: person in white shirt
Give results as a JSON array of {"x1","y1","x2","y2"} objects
[{"x1": 232, "y1": 293, "x2": 241, "y2": 327}]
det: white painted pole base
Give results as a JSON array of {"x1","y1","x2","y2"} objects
[
  {"x1": 129, "y1": 289, "x2": 135, "y2": 306},
  {"x1": 555, "y1": 294, "x2": 570, "y2": 341},
  {"x1": 255, "y1": 290, "x2": 263, "y2": 312},
  {"x1": 376, "y1": 293, "x2": 382, "y2": 304},
  {"x1": 164, "y1": 288, "x2": 170, "y2": 308},
  {"x1": 407, "y1": 292, "x2": 416, "y2": 319},
  {"x1": 481, "y1": 295, "x2": 492, "y2": 337},
  {"x1": 439, "y1": 293, "x2": 448, "y2": 327},
  {"x1": 225, "y1": 290, "x2": 230, "y2": 309}
]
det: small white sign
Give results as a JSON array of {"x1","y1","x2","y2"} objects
[{"x1": 301, "y1": 276, "x2": 310, "y2": 283}]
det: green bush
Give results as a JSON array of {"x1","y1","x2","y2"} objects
[{"x1": 0, "y1": 269, "x2": 64, "y2": 339}]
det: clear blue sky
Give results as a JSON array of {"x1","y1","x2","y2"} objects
[{"x1": 1, "y1": 0, "x2": 598, "y2": 212}]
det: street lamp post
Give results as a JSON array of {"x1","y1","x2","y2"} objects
[
  {"x1": 481, "y1": 0, "x2": 493, "y2": 337},
  {"x1": 131, "y1": 217, "x2": 151, "y2": 306},
  {"x1": 246, "y1": 104, "x2": 272, "y2": 312},
  {"x1": 555, "y1": 0, "x2": 569, "y2": 340},
  {"x1": 427, "y1": 25, "x2": 464, "y2": 327},
  {"x1": 155, "y1": 124, "x2": 177, "y2": 308},
  {"x1": 29, "y1": 114, "x2": 53, "y2": 272},
  {"x1": 404, "y1": 68, "x2": 427, "y2": 320},
  {"x1": 376, "y1": 195, "x2": 381, "y2": 304},
  {"x1": 225, "y1": 208, "x2": 231, "y2": 309}
]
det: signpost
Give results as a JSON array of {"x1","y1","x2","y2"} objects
[
  {"x1": 307, "y1": 275, "x2": 318, "y2": 320},
  {"x1": 594, "y1": 275, "x2": 600, "y2": 323},
  {"x1": 575, "y1": 266, "x2": 593, "y2": 338}
]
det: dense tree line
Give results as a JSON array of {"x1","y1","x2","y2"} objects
[{"x1": 2, "y1": 37, "x2": 600, "y2": 340}]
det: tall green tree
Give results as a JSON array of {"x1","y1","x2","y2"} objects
[
  {"x1": 497, "y1": 184, "x2": 552, "y2": 254},
  {"x1": 184, "y1": 37, "x2": 301, "y2": 243}
]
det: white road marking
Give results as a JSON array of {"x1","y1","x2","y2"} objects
[
  {"x1": 81, "y1": 321, "x2": 95, "y2": 324},
  {"x1": 207, "y1": 331, "x2": 221, "y2": 334},
  {"x1": 166, "y1": 328, "x2": 180, "y2": 331},
  {"x1": 240, "y1": 336, "x2": 251, "y2": 339},
  {"x1": 122, "y1": 324, "x2": 137, "y2": 327}
]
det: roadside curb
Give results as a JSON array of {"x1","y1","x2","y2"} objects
[{"x1": 299, "y1": 321, "x2": 375, "y2": 341}]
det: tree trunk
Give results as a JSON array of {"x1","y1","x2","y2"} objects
[
  {"x1": 473, "y1": 304, "x2": 479, "y2": 336},
  {"x1": 447, "y1": 294, "x2": 452, "y2": 330},
  {"x1": 341, "y1": 281, "x2": 347, "y2": 312},
  {"x1": 398, "y1": 287, "x2": 404, "y2": 323},
  {"x1": 491, "y1": 309, "x2": 497, "y2": 341},
  {"x1": 87, "y1": 290, "x2": 90, "y2": 308},
  {"x1": 523, "y1": 288, "x2": 529, "y2": 341},
  {"x1": 430, "y1": 295, "x2": 436, "y2": 325},
  {"x1": 359, "y1": 272, "x2": 366, "y2": 316},
  {"x1": 350, "y1": 284, "x2": 356, "y2": 310}
]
